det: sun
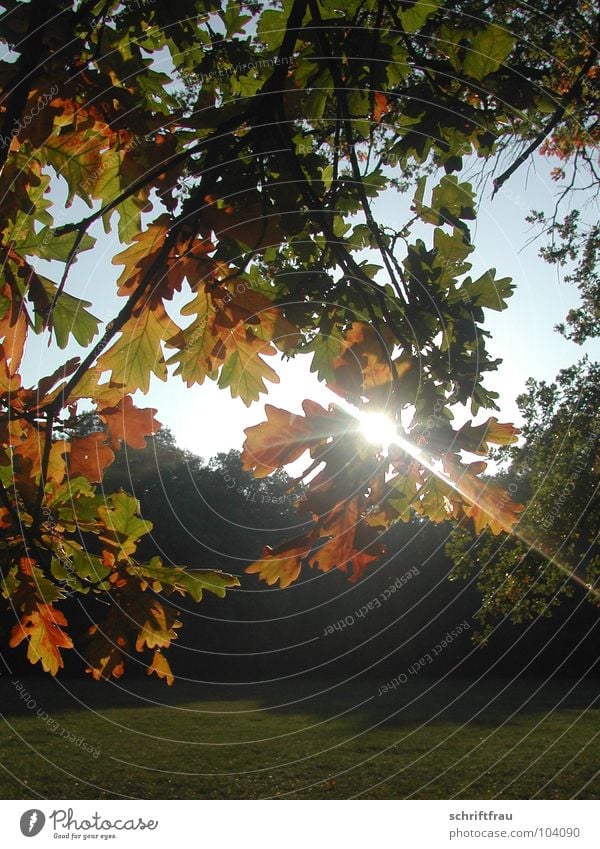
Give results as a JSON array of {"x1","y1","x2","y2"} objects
[{"x1": 358, "y1": 411, "x2": 399, "y2": 446}]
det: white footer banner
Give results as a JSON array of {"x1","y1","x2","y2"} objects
[{"x1": 1, "y1": 800, "x2": 598, "y2": 847}]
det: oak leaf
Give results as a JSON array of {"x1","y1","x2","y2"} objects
[
  {"x1": 96, "y1": 304, "x2": 180, "y2": 393},
  {"x1": 241, "y1": 400, "x2": 330, "y2": 477},
  {"x1": 9, "y1": 603, "x2": 73, "y2": 676},
  {"x1": 147, "y1": 650, "x2": 174, "y2": 686},
  {"x1": 215, "y1": 325, "x2": 280, "y2": 405},
  {"x1": 456, "y1": 417, "x2": 520, "y2": 455},
  {"x1": 70, "y1": 432, "x2": 115, "y2": 483},
  {"x1": 99, "y1": 395, "x2": 161, "y2": 451},
  {"x1": 246, "y1": 531, "x2": 317, "y2": 588}
]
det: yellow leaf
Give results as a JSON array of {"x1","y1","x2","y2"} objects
[
  {"x1": 97, "y1": 305, "x2": 180, "y2": 393},
  {"x1": 9, "y1": 603, "x2": 73, "y2": 676},
  {"x1": 216, "y1": 326, "x2": 280, "y2": 405},
  {"x1": 147, "y1": 650, "x2": 174, "y2": 686}
]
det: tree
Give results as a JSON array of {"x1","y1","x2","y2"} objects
[
  {"x1": 0, "y1": 0, "x2": 597, "y2": 680},
  {"x1": 527, "y1": 210, "x2": 599, "y2": 345},
  {"x1": 446, "y1": 358, "x2": 600, "y2": 639}
]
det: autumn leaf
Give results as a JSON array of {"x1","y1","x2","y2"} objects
[
  {"x1": 0, "y1": 294, "x2": 27, "y2": 374},
  {"x1": 241, "y1": 400, "x2": 331, "y2": 477},
  {"x1": 70, "y1": 432, "x2": 115, "y2": 483},
  {"x1": 97, "y1": 491, "x2": 152, "y2": 557},
  {"x1": 99, "y1": 395, "x2": 161, "y2": 451},
  {"x1": 0, "y1": 342, "x2": 21, "y2": 397},
  {"x1": 96, "y1": 304, "x2": 180, "y2": 393},
  {"x1": 444, "y1": 456, "x2": 524, "y2": 534},
  {"x1": 26, "y1": 356, "x2": 80, "y2": 409},
  {"x1": 147, "y1": 650, "x2": 174, "y2": 686},
  {"x1": 246, "y1": 531, "x2": 317, "y2": 588},
  {"x1": 85, "y1": 609, "x2": 128, "y2": 681},
  {"x1": 65, "y1": 366, "x2": 129, "y2": 408},
  {"x1": 111, "y1": 215, "x2": 171, "y2": 298},
  {"x1": 308, "y1": 498, "x2": 363, "y2": 574},
  {"x1": 414, "y1": 475, "x2": 458, "y2": 522},
  {"x1": 456, "y1": 417, "x2": 520, "y2": 455},
  {"x1": 9, "y1": 603, "x2": 73, "y2": 676},
  {"x1": 330, "y1": 322, "x2": 394, "y2": 399},
  {"x1": 133, "y1": 596, "x2": 182, "y2": 651},
  {"x1": 47, "y1": 439, "x2": 70, "y2": 484},
  {"x1": 218, "y1": 288, "x2": 301, "y2": 352},
  {"x1": 42, "y1": 126, "x2": 108, "y2": 207},
  {"x1": 374, "y1": 92, "x2": 388, "y2": 122},
  {"x1": 216, "y1": 325, "x2": 280, "y2": 405}
]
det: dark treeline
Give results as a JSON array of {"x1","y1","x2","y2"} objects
[{"x1": 8, "y1": 427, "x2": 595, "y2": 686}]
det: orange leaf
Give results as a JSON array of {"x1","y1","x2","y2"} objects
[
  {"x1": 309, "y1": 498, "x2": 361, "y2": 573},
  {"x1": 214, "y1": 288, "x2": 301, "y2": 352},
  {"x1": 308, "y1": 498, "x2": 385, "y2": 582},
  {"x1": 131, "y1": 595, "x2": 182, "y2": 652},
  {"x1": 99, "y1": 395, "x2": 161, "y2": 451},
  {"x1": 246, "y1": 531, "x2": 317, "y2": 588},
  {"x1": 85, "y1": 620, "x2": 127, "y2": 682},
  {"x1": 444, "y1": 456, "x2": 524, "y2": 535},
  {"x1": 456, "y1": 417, "x2": 520, "y2": 455},
  {"x1": 147, "y1": 650, "x2": 174, "y2": 686},
  {"x1": 374, "y1": 92, "x2": 389, "y2": 122},
  {"x1": 0, "y1": 299, "x2": 27, "y2": 374},
  {"x1": 330, "y1": 322, "x2": 394, "y2": 399},
  {"x1": 111, "y1": 215, "x2": 171, "y2": 298},
  {"x1": 0, "y1": 342, "x2": 22, "y2": 397},
  {"x1": 70, "y1": 432, "x2": 115, "y2": 483},
  {"x1": 9, "y1": 603, "x2": 73, "y2": 676},
  {"x1": 241, "y1": 400, "x2": 330, "y2": 477}
]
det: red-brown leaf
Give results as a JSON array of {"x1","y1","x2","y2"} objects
[
  {"x1": 70, "y1": 432, "x2": 115, "y2": 482},
  {"x1": 99, "y1": 395, "x2": 161, "y2": 451}
]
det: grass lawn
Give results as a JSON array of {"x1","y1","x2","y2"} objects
[{"x1": 0, "y1": 674, "x2": 598, "y2": 799}]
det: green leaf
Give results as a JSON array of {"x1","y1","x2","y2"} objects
[
  {"x1": 305, "y1": 87, "x2": 328, "y2": 120},
  {"x1": 458, "y1": 269, "x2": 514, "y2": 310},
  {"x1": 388, "y1": 472, "x2": 419, "y2": 522},
  {"x1": 304, "y1": 332, "x2": 343, "y2": 382},
  {"x1": 95, "y1": 156, "x2": 147, "y2": 244},
  {"x1": 42, "y1": 130, "x2": 104, "y2": 208},
  {"x1": 216, "y1": 328, "x2": 280, "y2": 406},
  {"x1": 234, "y1": 72, "x2": 263, "y2": 98},
  {"x1": 463, "y1": 25, "x2": 515, "y2": 81},
  {"x1": 97, "y1": 491, "x2": 153, "y2": 556},
  {"x1": 17, "y1": 226, "x2": 96, "y2": 262},
  {"x1": 37, "y1": 277, "x2": 100, "y2": 349},
  {"x1": 133, "y1": 557, "x2": 240, "y2": 602},
  {"x1": 416, "y1": 475, "x2": 455, "y2": 522},
  {"x1": 257, "y1": 5, "x2": 303, "y2": 50},
  {"x1": 221, "y1": 4, "x2": 252, "y2": 37},
  {"x1": 50, "y1": 544, "x2": 110, "y2": 592},
  {"x1": 431, "y1": 176, "x2": 477, "y2": 224},
  {"x1": 96, "y1": 307, "x2": 179, "y2": 393},
  {"x1": 433, "y1": 227, "x2": 473, "y2": 266},
  {"x1": 399, "y1": 0, "x2": 442, "y2": 33},
  {"x1": 166, "y1": 289, "x2": 219, "y2": 386}
]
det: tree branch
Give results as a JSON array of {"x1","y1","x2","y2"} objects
[
  {"x1": 0, "y1": 0, "x2": 50, "y2": 175},
  {"x1": 492, "y1": 25, "x2": 600, "y2": 198}
]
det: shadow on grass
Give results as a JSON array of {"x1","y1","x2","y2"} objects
[{"x1": 1, "y1": 670, "x2": 598, "y2": 729}]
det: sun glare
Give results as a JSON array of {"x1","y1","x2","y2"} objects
[{"x1": 358, "y1": 411, "x2": 399, "y2": 446}]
